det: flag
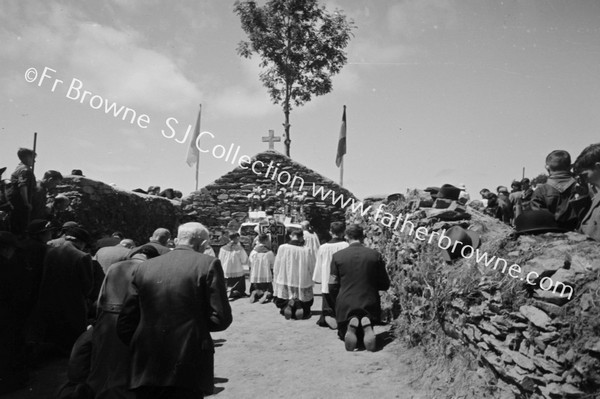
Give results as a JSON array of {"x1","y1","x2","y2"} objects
[
  {"x1": 186, "y1": 104, "x2": 202, "y2": 167},
  {"x1": 335, "y1": 105, "x2": 346, "y2": 167}
]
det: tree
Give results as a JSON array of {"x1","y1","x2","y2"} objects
[{"x1": 234, "y1": 0, "x2": 355, "y2": 157}]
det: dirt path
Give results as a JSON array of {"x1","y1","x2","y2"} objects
[
  {"x1": 211, "y1": 283, "x2": 425, "y2": 399},
  {"x1": 3, "y1": 283, "x2": 426, "y2": 399}
]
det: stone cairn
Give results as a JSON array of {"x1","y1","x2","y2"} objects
[
  {"x1": 180, "y1": 150, "x2": 355, "y2": 244},
  {"x1": 348, "y1": 190, "x2": 600, "y2": 399}
]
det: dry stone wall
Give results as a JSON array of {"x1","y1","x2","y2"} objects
[
  {"x1": 348, "y1": 192, "x2": 600, "y2": 399},
  {"x1": 54, "y1": 176, "x2": 182, "y2": 245}
]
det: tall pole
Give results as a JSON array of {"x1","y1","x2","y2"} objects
[
  {"x1": 522, "y1": 167, "x2": 525, "y2": 180},
  {"x1": 28, "y1": 132, "x2": 38, "y2": 225},
  {"x1": 340, "y1": 158, "x2": 344, "y2": 187},
  {"x1": 195, "y1": 104, "x2": 201, "y2": 192}
]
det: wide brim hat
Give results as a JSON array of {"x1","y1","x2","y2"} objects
[
  {"x1": 441, "y1": 226, "x2": 481, "y2": 262},
  {"x1": 66, "y1": 227, "x2": 91, "y2": 244},
  {"x1": 424, "y1": 186, "x2": 441, "y2": 199},
  {"x1": 128, "y1": 244, "x2": 161, "y2": 259},
  {"x1": 514, "y1": 210, "x2": 569, "y2": 235},
  {"x1": 437, "y1": 184, "x2": 461, "y2": 201}
]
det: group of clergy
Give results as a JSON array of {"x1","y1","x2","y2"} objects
[{"x1": 216, "y1": 216, "x2": 391, "y2": 352}]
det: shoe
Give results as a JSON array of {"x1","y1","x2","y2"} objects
[
  {"x1": 324, "y1": 316, "x2": 338, "y2": 330},
  {"x1": 361, "y1": 317, "x2": 376, "y2": 352},
  {"x1": 345, "y1": 317, "x2": 359, "y2": 351},
  {"x1": 295, "y1": 307, "x2": 304, "y2": 320},
  {"x1": 284, "y1": 300, "x2": 294, "y2": 320},
  {"x1": 249, "y1": 290, "x2": 258, "y2": 303},
  {"x1": 258, "y1": 291, "x2": 270, "y2": 304}
]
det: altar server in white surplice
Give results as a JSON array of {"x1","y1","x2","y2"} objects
[
  {"x1": 248, "y1": 234, "x2": 276, "y2": 304},
  {"x1": 301, "y1": 221, "x2": 320, "y2": 256},
  {"x1": 273, "y1": 229, "x2": 316, "y2": 320},
  {"x1": 218, "y1": 232, "x2": 249, "y2": 300},
  {"x1": 313, "y1": 222, "x2": 348, "y2": 329}
]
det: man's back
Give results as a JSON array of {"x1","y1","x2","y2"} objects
[
  {"x1": 93, "y1": 245, "x2": 130, "y2": 273},
  {"x1": 331, "y1": 243, "x2": 390, "y2": 324},
  {"x1": 118, "y1": 247, "x2": 231, "y2": 394}
]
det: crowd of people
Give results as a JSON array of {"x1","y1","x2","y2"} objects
[
  {"x1": 472, "y1": 146, "x2": 600, "y2": 240},
  {"x1": 2, "y1": 142, "x2": 600, "y2": 398},
  {"x1": 0, "y1": 147, "x2": 392, "y2": 398}
]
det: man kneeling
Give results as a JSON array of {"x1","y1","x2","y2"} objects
[{"x1": 329, "y1": 224, "x2": 390, "y2": 351}]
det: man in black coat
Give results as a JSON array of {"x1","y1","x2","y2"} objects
[
  {"x1": 117, "y1": 222, "x2": 232, "y2": 399},
  {"x1": 329, "y1": 224, "x2": 390, "y2": 352},
  {"x1": 34, "y1": 227, "x2": 94, "y2": 354}
]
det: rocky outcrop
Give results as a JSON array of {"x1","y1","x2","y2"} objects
[{"x1": 348, "y1": 191, "x2": 600, "y2": 399}]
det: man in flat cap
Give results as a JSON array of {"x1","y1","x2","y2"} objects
[
  {"x1": 33, "y1": 226, "x2": 94, "y2": 354},
  {"x1": 7, "y1": 148, "x2": 36, "y2": 235}
]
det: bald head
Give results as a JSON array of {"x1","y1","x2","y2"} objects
[
  {"x1": 176, "y1": 222, "x2": 209, "y2": 251},
  {"x1": 150, "y1": 228, "x2": 171, "y2": 246},
  {"x1": 301, "y1": 221, "x2": 310, "y2": 230}
]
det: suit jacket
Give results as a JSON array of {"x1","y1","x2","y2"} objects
[
  {"x1": 329, "y1": 242, "x2": 390, "y2": 324},
  {"x1": 93, "y1": 245, "x2": 131, "y2": 273},
  {"x1": 36, "y1": 241, "x2": 94, "y2": 347},
  {"x1": 117, "y1": 246, "x2": 232, "y2": 394}
]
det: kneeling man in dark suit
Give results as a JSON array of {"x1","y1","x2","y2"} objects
[
  {"x1": 117, "y1": 222, "x2": 232, "y2": 399},
  {"x1": 329, "y1": 224, "x2": 390, "y2": 352}
]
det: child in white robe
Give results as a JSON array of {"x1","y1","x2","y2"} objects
[
  {"x1": 248, "y1": 234, "x2": 275, "y2": 303},
  {"x1": 218, "y1": 232, "x2": 249, "y2": 300}
]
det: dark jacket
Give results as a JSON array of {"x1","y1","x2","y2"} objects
[
  {"x1": 36, "y1": 241, "x2": 94, "y2": 350},
  {"x1": 530, "y1": 171, "x2": 588, "y2": 229},
  {"x1": 117, "y1": 246, "x2": 232, "y2": 395},
  {"x1": 329, "y1": 242, "x2": 390, "y2": 324}
]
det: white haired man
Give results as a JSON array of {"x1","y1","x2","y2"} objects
[{"x1": 117, "y1": 222, "x2": 232, "y2": 399}]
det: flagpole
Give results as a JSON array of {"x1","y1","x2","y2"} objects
[
  {"x1": 340, "y1": 158, "x2": 344, "y2": 187},
  {"x1": 195, "y1": 104, "x2": 201, "y2": 192}
]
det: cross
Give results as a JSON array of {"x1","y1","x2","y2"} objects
[{"x1": 262, "y1": 129, "x2": 281, "y2": 150}]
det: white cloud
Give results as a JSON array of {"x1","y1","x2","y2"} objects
[{"x1": 1, "y1": 2, "x2": 202, "y2": 115}]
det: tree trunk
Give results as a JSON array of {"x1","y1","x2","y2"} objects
[{"x1": 283, "y1": 106, "x2": 291, "y2": 157}]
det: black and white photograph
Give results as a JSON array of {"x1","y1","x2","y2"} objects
[{"x1": 1, "y1": 1, "x2": 600, "y2": 398}]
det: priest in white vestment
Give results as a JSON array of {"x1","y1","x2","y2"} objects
[
  {"x1": 312, "y1": 222, "x2": 348, "y2": 329},
  {"x1": 301, "y1": 221, "x2": 320, "y2": 256},
  {"x1": 272, "y1": 229, "x2": 316, "y2": 320}
]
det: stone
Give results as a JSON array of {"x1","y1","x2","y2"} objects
[
  {"x1": 508, "y1": 351, "x2": 536, "y2": 371},
  {"x1": 538, "y1": 331, "x2": 560, "y2": 343},
  {"x1": 543, "y1": 373, "x2": 562, "y2": 383},
  {"x1": 479, "y1": 320, "x2": 505, "y2": 338},
  {"x1": 521, "y1": 257, "x2": 566, "y2": 283},
  {"x1": 544, "y1": 345, "x2": 564, "y2": 363},
  {"x1": 519, "y1": 305, "x2": 551, "y2": 329},
  {"x1": 533, "y1": 288, "x2": 571, "y2": 306},
  {"x1": 560, "y1": 383, "x2": 585, "y2": 398},
  {"x1": 532, "y1": 300, "x2": 564, "y2": 317},
  {"x1": 533, "y1": 356, "x2": 562, "y2": 374},
  {"x1": 583, "y1": 338, "x2": 600, "y2": 355}
]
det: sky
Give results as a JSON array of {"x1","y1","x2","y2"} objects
[{"x1": 1, "y1": 0, "x2": 599, "y2": 200}]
